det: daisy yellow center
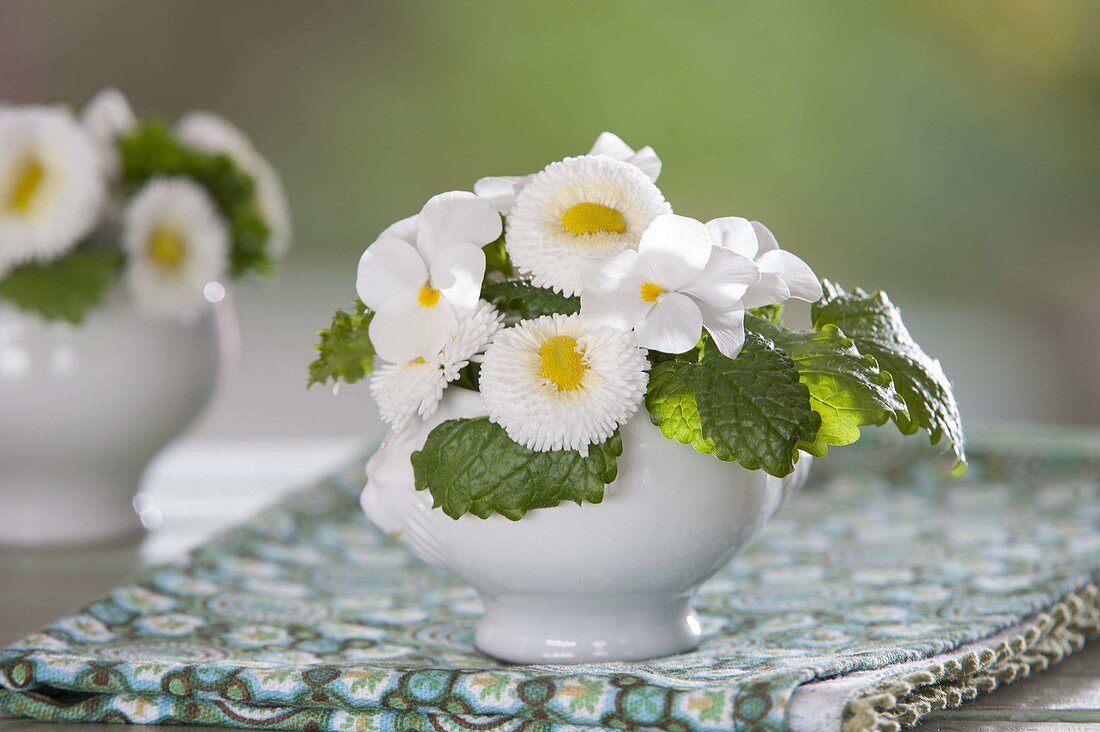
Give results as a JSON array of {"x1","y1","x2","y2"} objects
[
  {"x1": 7, "y1": 158, "x2": 45, "y2": 214},
  {"x1": 640, "y1": 282, "x2": 666, "y2": 303},
  {"x1": 417, "y1": 285, "x2": 442, "y2": 308},
  {"x1": 539, "y1": 335, "x2": 586, "y2": 391},
  {"x1": 561, "y1": 203, "x2": 627, "y2": 236},
  {"x1": 147, "y1": 228, "x2": 186, "y2": 271}
]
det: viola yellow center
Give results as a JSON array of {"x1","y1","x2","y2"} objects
[
  {"x1": 539, "y1": 335, "x2": 586, "y2": 391},
  {"x1": 640, "y1": 282, "x2": 666, "y2": 303},
  {"x1": 560, "y1": 202, "x2": 627, "y2": 236},
  {"x1": 7, "y1": 159, "x2": 45, "y2": 214},
  {"x1": 147, "y1": 228, "x2": 186, "y2": 271},
  {"x1": 417, "y1": 284, "x2": 442, "y2": 308}
]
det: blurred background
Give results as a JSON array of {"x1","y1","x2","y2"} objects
[{"x1": 2, "y1": 0, "x2": 1098, "y2": 439}]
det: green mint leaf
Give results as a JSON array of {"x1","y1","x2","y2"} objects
[
  {"x1": 646, "y1": 333, "x2": 820, "y2": 477},
  {"x1": 307, "y1": 301, "x2": 375, "y2": 387},
  {"x1": 0, "y1": 249, "x2": 122, "y2": 324},
  {"x1": 746, "y1": 314, "x2": 908, "y2": 457},
  {"x1": 120, "y1": 121, "x2": 273, "y2": 278},
  {"x1": 812, "y1": 280, "x2": 966, "y2": 468},
  {"x1": 747, "y1": 302, "x2": 784, "y2": 324},
  {"x1": 482, "y1": 278, "x2": 579, "y2": 319},
  {"x1": 412, "y1": 417, "x2": 621, "y2": 520}
]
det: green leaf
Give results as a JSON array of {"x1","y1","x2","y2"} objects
[
  {"x1": 482, "y1": 229, "x2": 513, "y2": 283},
  {"x1": 646, "y1": 333, "x2": 820, "y2": 477},
  {"x1": 120, "y1": 121, "x2": 273, "y2": 278},
  {"x1": 481, "y1": 278, "x2": 579, "y2": 319},
  {"x1": 0, "y1": 249, "x2": 123, "y2": 323},
  {"x1": 812, "y1": 280, "x2": 966, "y2": 468},
  {"x1": 307, "y1": 301, "x2": 375, "y2": 387},
  {"x1": 747, "y1": 302, "x2": 784, "y2": 324},
  {"x1": 412, "y1": 417, "x2": 621, "y2": 520},
  {"x1": 745, "y1": 314, "x2": 908, "y2": 457}
]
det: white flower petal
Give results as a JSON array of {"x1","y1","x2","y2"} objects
[
  {"x1": 473, "y1": 175, "x2": 529, "y2": 214},
  {"x1": 580, "y1": 250, "x2": 655, "y2": 331},
  {"x1": 706, "y1": 217, "x2": 759, "y2": 259},
  {"x1": 638, "y1": 214, "x2": 712, "y2": 289},
  {"x1": 740, "y1": 273, "x2": 791, "y2": 310},
  {"x1": 379, "y1": 213, "x2": 418, "y2": 245},
  {"x1": 356, "y1": 238, "x2": 427, "y2": 311},
  {"x1": 479, "y1": 313, "x2": 648, "y2": 454},
  {"x1": 698, "y1": 303, "x2": 746, "y2": 359},
  {"x1": 429, "y1": 241, "x2": 485, "y2": 315},
  {"x1": 369, "y1": 293, "x2": 457, "y2": 364},
  {"x1": 122, "y1": 178, "x2": 228, "y2": 323},
  {"x1": 506, "y1": 155, "x2": 671, "y2": 296},
  {"x1": 750, "y1": 220, "x2": 781, "y2": 254},
  {"x1": 415, "y1": 191, "x2": 501, "y2": 263},
  {"x1": 681, "y1": 246, "x2": 760, "y2": 309},
  {"x1": 756, "y1": 249, "x2": 823, "y2": 302},
  {"x1": 80, "y1": 88, "x2": 135, "y2": 179},
  {"x1": 588, "y1": 132, "x2": 661, "y2": 182},
  {"x1": 634, "y1": 291, "x2": 703, "y2": 354},
  {"x1": 370, "y1": 361, "x2": 447, "y2": 432}
]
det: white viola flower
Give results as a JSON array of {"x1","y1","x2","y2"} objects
[
  {"x1": 479, "y1": 313, "x2": 648, "y2": 456},
  {"x1": 370, "y1": 299, "x2": 503, "y2": 431},
  {"x1": 506, "y1": 155, "x2": 671, "y2": 297},
  {"x1": 474, "y1": 131, "x2": 661, "y2": 214},
  {"x1": 80, "y1": 87, "x2": 136, "y2": 180},
  {"x1": 122, "y1": 177, "x2": 229, "y2": 323},
  {"x1": 175, "y1": 111, "x2": 292, "y2": 259},
  {"x1": 0, "y1": 106, "x2": 106, "y2": 275},
  {"x1": 357, "y1": 191, "x2": 501, "y2": 364},
  {"x1": 705, "y1": 217, "x2": 822, "y2": 308},
  {"x1": 581, "y1": 214, "x2": 760, "y2": 358}
]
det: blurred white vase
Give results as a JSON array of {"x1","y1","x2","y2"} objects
[{"x1": 0, "y1": 290, "x2": 236, "y2": 546}]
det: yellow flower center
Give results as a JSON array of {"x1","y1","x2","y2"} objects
[
  {"x1": 7, "y1": 158, "x2": 45, "y2": 214},
  {"x1": 539, "y1": 335, "x2": 586, "y2": 391},
  {"x1": 561, "y1": 202, "x2": 627, "y2": 236},
  {"x1": 417, "y1": 284, "x2": 442, "y2": 308},
  {"x1": 147, "y1": 228, "x2": 186, "y2": 271},
  {"x1": 640, "y1": 282, "x2": 666, "y2": 303}
]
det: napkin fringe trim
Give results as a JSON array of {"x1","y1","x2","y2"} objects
[{"x1": 842, "y1": 582, "x2": 1100, "y2": 732}]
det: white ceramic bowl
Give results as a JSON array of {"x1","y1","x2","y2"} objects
[
  {"x1": 0, "y1": 291, "x2": 235, "y2": 546},
  {"x1": 363, "y1": 387, "x2": 810, "y2": 664}
]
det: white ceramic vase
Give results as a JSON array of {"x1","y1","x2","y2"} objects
[
  {"x1": 0, "y1": 291, "x2": 236, "y2": 546},
  {"x1": 363, "y1": 387, "x2": 811, "y2": 664}
]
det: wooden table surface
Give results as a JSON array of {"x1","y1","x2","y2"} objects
[{"x1": 1, "y1": 438, "x2": 1097, "y2": 732}]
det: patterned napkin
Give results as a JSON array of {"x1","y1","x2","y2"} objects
[{"x1": 2, "y1": 429, "x2": 1098, "y2": 732}]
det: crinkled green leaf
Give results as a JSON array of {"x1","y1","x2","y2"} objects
[
  {"x1": 747, "y1": 302, "x2": 784, "y2": 324},
  {"x1": 0, "y1": 249, "x2": 122, "y2": 324},
  {"x1": 746, "y1": 314, "x2": 908, "y2": 457},
  {"x1": 812, "y1": 280, "x2": 966, "y2": 469},
  {"x1": 645, "y1": 333, "x2": 820, "y2": 477},
  {"x1": 120, "y1": 121, "x2": 273, "y2": 278},
  {"x1": 412, "y1": 417, "x2": 621, "y2": 520},
  {"x1": 482, "y1": 278, "x2": 579, "y2": 319},
  {"x1": 307, "y1": 301, "x2": 375, "y2": 387}
]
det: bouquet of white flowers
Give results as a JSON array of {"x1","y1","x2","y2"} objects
[
  {"x1": 311, "y1": 132, "x2": 964, "y2": 521},
  {"x1": 0, "y1": 88, "x2": 290, "y2": 323}
]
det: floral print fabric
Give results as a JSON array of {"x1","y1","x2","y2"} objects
[{"x1": 2, "y1": 431, "x2": 1099, "y2": 731}]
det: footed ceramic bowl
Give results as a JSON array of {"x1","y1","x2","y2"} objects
[
  {"x1": 363, "y1": 388, "x2": 811, "y2": 664},
  {"x1": 0, "y1": 291, "x2": 236, "y2": 546}
]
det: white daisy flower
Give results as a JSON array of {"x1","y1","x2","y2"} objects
[
  {"x1": 0, "y1": 106, "x2": 106, "y2": 275},
  {"x1": 479, "y1": 313, "x2": 648, "y2": 455},
  {"x1": 506, "y1": 155, "x2": 671, "y2": 297},
  {"x1": 80, "y1": 87, "x2": 136, "y2": 180},
  {"x1": 581, "y1": 214, "x2": 761, "y2": 359},
  {"x1": 357, "y1": 191, "x2": 501, "y2": 364},
  {"x1": 121, "y1": 177, "x2": 229, "y2": 322},
  {"x1": 705, "y1": 217, "x2": 822, "y2": 308},
  {"x1": 370, "y1": 299, "x2": 503, "y2": 431},
  {"x1": 474, "y1": 131, "x2": 661, "y2": 214},
  {"x1": 175, "y1": 111, "x2": 292, "y2": 259}
]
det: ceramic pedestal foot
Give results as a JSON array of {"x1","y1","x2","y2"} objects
[{"x1": 475, "y1": 594, "x2": 702, "y2": 664}]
